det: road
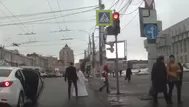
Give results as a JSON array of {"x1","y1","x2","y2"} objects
[{"x1": 25, "y1": 78, "x2": 109, "y2": 107}]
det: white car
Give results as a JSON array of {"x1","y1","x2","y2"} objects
[
  {"x1": 0, "y1": 67, "x2": 44, "y2": 107},
  {"x1": 40, "y1": 72, "x2": 48, "y2": 77},
  {"x1": 0, "y1": 67, "x2": 25, "y2": 107}
]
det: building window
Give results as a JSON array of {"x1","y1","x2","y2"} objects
[
  {"x1": 176, "y1": 42, "x2": 179, "y2": 54},
  {"x1": 184, "y1": 40, "x2": 187, "y2": 52},
  {"x1": 180, "y1": 41, "x2": 182, "y2": 53},
  {"x1": 172, "y1": 44, "x2": 174, "y2": 54},
  {"x1": 185, "y1": 55, "x2": 187, "y2": 63},
  {"x1": 180, "y1": 56, "x2": 183, "y2": 63}
]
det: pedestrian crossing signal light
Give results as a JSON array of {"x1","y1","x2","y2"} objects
[
  {"x1": 112, "y1": 12, "x2": 120, "y2": 35},
  {"x1": 113, "y1": 12, "x2": 120, "y2": 20}
]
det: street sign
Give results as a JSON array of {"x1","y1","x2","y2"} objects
[
  {"x1": 144, "y1": 24, "x2": 158, "y2": 39},
  {"x1": 144, "y1": 0, "x2": 154, "y2": 8},
  {"x1": 96, "y1": 10, "x2": 113, "y2": 26}
]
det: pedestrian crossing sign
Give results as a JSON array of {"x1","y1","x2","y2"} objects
[{"x1": 96, "y1": 10, "x2": 113, "y2": 26}]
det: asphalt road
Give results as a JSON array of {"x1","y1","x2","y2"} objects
[{"x1": 25, "y1": 78, "x2": 109, "y2": 107}]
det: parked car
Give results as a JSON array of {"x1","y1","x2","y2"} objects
[
  {"x1": 0, "y1": 67, "x2": 44, "y2": 107},
  {"x1": 40, "y1": 72, "x2": 48, "y2": 77},
  {"x1": 135, "y1": 68, "x2": 149, "y2": 75}
]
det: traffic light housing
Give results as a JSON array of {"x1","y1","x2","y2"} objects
[{"x1": 112, "y1": 12, "x2": 120, "y2": 35}]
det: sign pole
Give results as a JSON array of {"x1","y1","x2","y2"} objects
[
  {"x1": 144, "y1": 0, "x2": 157, "y2": 97},
  {"x1": 115, "y1": 34, "x2": 120, "y2": 94}
]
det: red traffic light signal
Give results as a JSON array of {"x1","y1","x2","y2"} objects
[{"x1": 113, "y1": 12, "x2": 120, "y2": 20}]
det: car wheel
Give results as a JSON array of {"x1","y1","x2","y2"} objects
[{"x1": 17, "y1": 92, "x2": 24, "y2": 107}]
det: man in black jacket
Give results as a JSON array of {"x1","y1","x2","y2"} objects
[{"x1": 64, "y1": 62, "x2": 78, "y2": 100}]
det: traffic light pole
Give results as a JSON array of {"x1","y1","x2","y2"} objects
[
  {"x1": 99, "y1": 0, "x2": 103, "y2": 67},
  {"x1": 115, "y1": 34, "x2": 120, "y2": 94}
]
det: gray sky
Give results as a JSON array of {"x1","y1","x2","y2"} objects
[{"x1": 0, "y1": 0, "x2": 189, "y2": 62}]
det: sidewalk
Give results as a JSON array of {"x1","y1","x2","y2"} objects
[{"x1": 88, "y1": 75, "x2": 189, "y2": 107}]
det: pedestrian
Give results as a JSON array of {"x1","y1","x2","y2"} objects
[
  {"x1": 99, "y1": 64, "x2": 110, "y2": 93},
  {"x1": 167, "y1": 55, "x2": 182, "y2": 104},
  {"x1": 125, "y1": 67, "x2": 132, "y2": 83},
  {"x1": 72, "y1": 68, "x2": 88, "y2": 97},
  {"x1": 64, "y1": 62, "x2": 78, "y2": 100},
  {"x1": 178, "y1": 62, "x2": 183, "y2": 86},
  {"x1": 119, "y1": 70, "x2": 122, "y2": 76},
  {"x1": 151, "y1": 56, "x2": 170, "y2": 104}
]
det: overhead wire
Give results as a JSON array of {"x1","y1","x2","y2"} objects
[
  {"x1": 109, "y1": 0, "x2": 120, "y2": 9},
  {"x1": 0, "y1": 1, "x2": 31, "y2": 33},
  {"x1": 121, "y1": 12, "x2": 139, "y2": 31},
  {"x1": 121, "y1": 1, "x2": 143, "y2": 15},
  {"x1": 121, "y1": 1, "x2": 143, "y2": 31},
  {"x1": 25, "y1": 19, "x2": 95, "y2": 25},
  {"x1": 117, "y1": 0, "x2": 125, "y2": 11},
  {"x1": 0, "y1": 7, "x2": 98, "y2": 27},
  {"x1": 46, "y1": 0, "x2": 62, "y2": 30},
  {"x1": 0, "y1": 8, "x2": 25, "y2": 32},
  {"x1": 131, "y1": 0, "x2": 143, "y2": 5},
  {"x1": 119, "y1": 0, "x2": 132, "y2": 13},
  {"x1": 56, "y1": 0, "x2": 68, "y2": 29},
  {"x1": 0, "y1": 5, "x2": 98, "y2": 19}
]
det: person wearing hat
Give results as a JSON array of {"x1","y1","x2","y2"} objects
[
  {"x1": 99, "y1": 64, "x2": 110, "y2": 93},
  {"x1": 151, "y1": 56, "x2": 170, "y2": 104}
]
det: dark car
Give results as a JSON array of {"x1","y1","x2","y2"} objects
[{"x1": 20, "y1": 67, "x2": 44, "y2": 105}]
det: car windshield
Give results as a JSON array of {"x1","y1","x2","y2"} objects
[{"x1": 0, "y1": 69, "x2": 12, "y2": 77}]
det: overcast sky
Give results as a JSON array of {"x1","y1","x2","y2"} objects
[{"x1": 0, "y1": 0, "x2": 189, "y2": 62}]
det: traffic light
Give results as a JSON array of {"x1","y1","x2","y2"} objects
[{"x1": 112, "y1": 12, "x2": 120, "y2": 35}]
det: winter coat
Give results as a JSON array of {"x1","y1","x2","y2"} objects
[{"x1": 151, "y1": 59, "x2": 167, "y2": 92}]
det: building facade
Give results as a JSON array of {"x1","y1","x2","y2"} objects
[
  {"x1": 156, "y1": 17, "x2": 189, "y2": 63},
  {"x1": 0, "y1": 48, "x2": 33, "y2": 66},
  {"x1": 27, "y1": 53, "x2": 48, "y2": 68},
  {"x1": 59, "y1": 44, "x2": 74, "y2": 66},
  {"x1": 44, "y1": 56, "x2": 59, "y2": 70}
]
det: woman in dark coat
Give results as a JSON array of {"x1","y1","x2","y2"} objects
[{"x1": 151, "y1": 56, "x2": 170, "y2": 104}]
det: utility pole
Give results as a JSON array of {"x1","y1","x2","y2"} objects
[
  {"x1": 89, "y1": 36, "x2": 92, "y2": 54},
  {"x1": 99, "y1": 0, "x2": 103, "y2": 66},
  {"x1": 115, "y1": 34, "x2": 120, "y2": 94},
  {"x1": 112, "y1": 11, "x2": 121, "y2": 94},
  {"x1": 84, "y1": 50, "x2": 87, "y2": 59},
  {"x1": 92, "y1": 33, "x2": 96, "y2": 77}
]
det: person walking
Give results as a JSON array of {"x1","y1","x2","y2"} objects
[
  {"x1": 151, "y1": 56, "x2": 170, "y2": 104},
  {"x1": 119, "y1": 70, "x2": 122, "y2": 76},
  {"x1": 178, "y1": 62, "x2": 183, "y2": 86},
  {"x1": 99, "y1": 64, "x2": 110, "y2": 93},
  {"x1": 64, "y1": 62, "x2": 78, "y2": 100},
  {"x1": 72, "y1": 68, "x2": 88, "y2": 97},
  {"x1": 167, "y1": 55, "x2": 182, "y2": 104},
  {"x1": 125, "y1": 67, "x2": 132, "y2": 83}
]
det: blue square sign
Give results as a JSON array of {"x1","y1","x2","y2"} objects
[{"x1": 96, "y1": 10, "x2": 113, "y2": 26}]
